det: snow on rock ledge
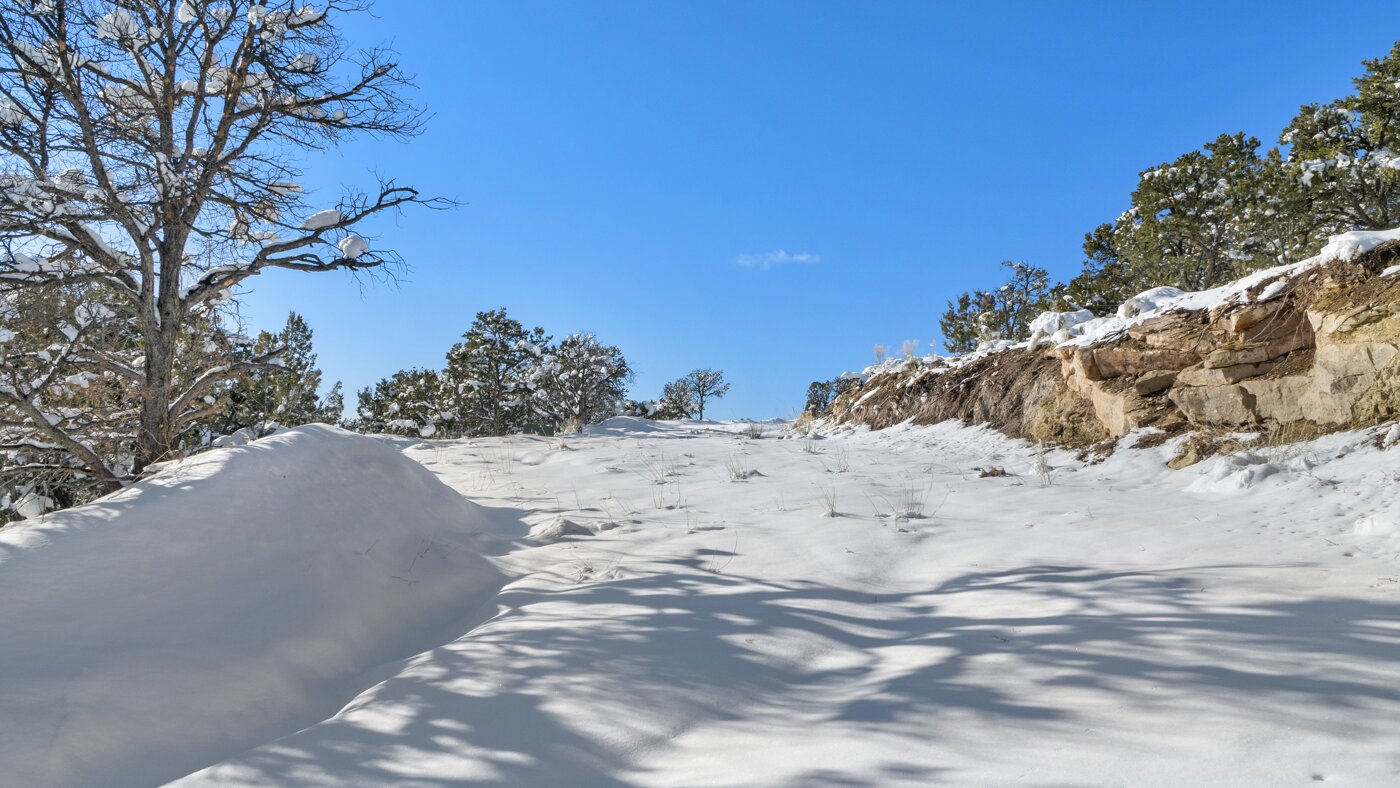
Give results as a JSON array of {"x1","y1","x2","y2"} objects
[
  {"x1": 825, "y1": 228, "x2": 1400, "y2": 454},
  {"x1": 1318, "y1": 227, "x2": 1400, "y2": 263},
  {"x1": 1041, "y1": 228, "x2": 1400, "y2": 352},
  {"x1": 0, "y1": 425, "x2": 506, "y2": 788}
]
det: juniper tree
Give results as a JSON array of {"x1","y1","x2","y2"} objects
[
  {"x1": 444, "y1": 308, "x2": 549, "y2": 436},
  {"x1": 803, "y1": 376, "x2": 854, "y2": 417},
  {"x1": 537, "y1": 332, "x2": 630, "y2": 429},
  {"x1": 0, "y1": 0, "x2": 433, "y2": 488}
]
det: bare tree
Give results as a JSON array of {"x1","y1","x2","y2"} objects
[
  {"x1": 682, "y1": 368, "x2": 728, "y2": 421},
  {"x1": 0, "y1": 0, "x2": 437, "y2": 490}
]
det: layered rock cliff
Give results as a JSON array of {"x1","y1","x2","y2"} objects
[{"x1": 825, "y1": 232, "x2": 1400, "y2": 462}]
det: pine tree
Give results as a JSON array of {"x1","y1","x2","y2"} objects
[
  {"x1": 317, "y1": 382, "x2": 346, "y2": 426},
  {"x1": 538, "y1": 333, "x2": 631, "y2": 429},
  {"x1": 680, "y1": 369, "x2": 729, "y2": 421},
  {"x1": 938, "y1": 261, "x2": 1056, "y2": 353},
  {"x1": 355, "y1": 368, "x2": 448, "y2": 437},
  {"x1": 443, "y1": 309, "x2": 550, "y2": 437},
  {"x1": 1066, "y1": 132, "x2": 1328, "y2": 311},
  {"x1": 1065, "y1": 223, "x2": 1135, "y2": 315},
  {"x1": 210, "y1": 312, "x2": 341, "y2": 435},
  {"x1": 1282, "y1": 41, "x2": 1400, "y2": 230},
  {"x1": 1105, "y1": 133, "x2": 1264, "y2": 293}
]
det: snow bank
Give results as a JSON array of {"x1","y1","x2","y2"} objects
[
  {"x1": 0, "y1": 425, "x2": 506, "y2": 788},
  {"x1": 1116, "y1": 286, "x2": 1185, "y2": 319},
  {"x1": 1317, "y1": 227, "x2": 1400, "y2": 262},
  {"x1": 1027, "y1": 308, "x2": 1095, "y2": 349},
  {"x1": 1043, "y1": 227, "x2": 1400, "y2": 350},
  {"x1": 584, "y1": 415, "x2": 676, "y2": 435}
]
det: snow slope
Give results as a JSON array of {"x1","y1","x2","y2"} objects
[
  {"x1": 161, "y1": 419, "x2": 1400, "y2": 787},
  {"x1": 0, "y1": 426, "x2": 509, "y2": 788}
]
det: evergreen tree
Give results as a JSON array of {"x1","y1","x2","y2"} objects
[
  {"x1": 939, "y1": 290, "x2": 997, "y2": 354},
  {"x1": 1282, "y1": 41, "x2": 1400, "y2": 230},
  {"x1": 0, "y1": 283, "x2": 139, "y2": 517},
  {"x1": 212, "y1": 312, "x2": 341, "y2": 435},
  {"x1": 804, "y1": 377, "x2": 855, "y2": 417},
  {"x1": 355, "y1": 369, "x2": 448, "y2": 437},
  {"x1": 317, "y1": 382, "x2": 346, "y2": 427},
  {"x1": 1117, "y1": 133, "x2": 1266, "y2": 292},
  {"x1": 1065, "y1": 132, "x2": 1330, "y2": 313},
  {"x1": 681, "y1": 369, "x2": 729, "y2": 421},
  {"x1": 1248, "y1": 148, "x2": 1338, "y2": 267},
  {"x1": 1065, "y1": 223, "x2": 1135, "y2": 315},
  {"x1": 654, "y1": 379, "x2": 697, "y2": 420},
  {"x1": 538, "y1": 334, "x2": 631, "y2": 428},
  {"x1": 443, "y1": 309, "x2": 550, "y2": 437},
  {"x1": 939, "y1": 261, "x2": 1056, "y2": 353}
]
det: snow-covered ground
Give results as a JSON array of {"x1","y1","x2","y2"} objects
[{"x1": 5, "y1": 419, "x2": 1400, "y2": 786}]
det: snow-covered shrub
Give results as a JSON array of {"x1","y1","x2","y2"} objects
[
  {"x1": 355, "y1": 369, "x2": 451, "y2": 438},
  {"x1": 536, "y1": 333, "x2": 631, "y2": 430},
  {"x1": 444, "y1": 308, "x2": 550, "y2": 437},
  {"x1": 1027, "y1": 308, "x2": 1096, "y2": 349}
]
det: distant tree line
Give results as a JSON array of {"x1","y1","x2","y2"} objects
[
  {"x1": 625, "y1": 368, "x2": 730, "y2": 422},
  {"x1": 937, "y1": 41, "x2": 1400, "y2": 354},
  {"x1": 353, "y1": 308, "x2": 632, "y2": 438},
  {"x1": 352, "y1": 307, "x2": 733, "y2": 437}
]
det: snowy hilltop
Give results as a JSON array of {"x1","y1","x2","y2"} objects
[
  {"x1": 3, "y1": 420, "x2": 1400, "y2": 785},
  {"x1": 1, "y1": 2, "x2": 1400, "y2": 786}
]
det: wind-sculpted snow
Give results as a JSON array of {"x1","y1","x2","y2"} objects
[
  {"x1": 172, "y1": 419, "x2": 1400, "y2": 787},
  {"x1": 0, "y1": 426, "x2": 510, "y2": 788}
]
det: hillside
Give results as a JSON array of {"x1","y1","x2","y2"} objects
[{"x1": 2, "y1": 420, "x2": 1400, "y2": 785}]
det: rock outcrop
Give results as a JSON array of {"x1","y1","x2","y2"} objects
[{"x1": 825, "y1": 240, "x2": 1400, "y2": 458}]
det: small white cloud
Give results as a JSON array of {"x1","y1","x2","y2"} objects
[{"x1": 732, "y1": 249, "x2": 821, "y2": 269}]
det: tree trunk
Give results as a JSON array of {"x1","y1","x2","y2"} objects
[{"x1": 136, "y1": 318, "x2": 178, "y2": 473}]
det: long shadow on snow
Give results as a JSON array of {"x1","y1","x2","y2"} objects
[{"x1": 198, "y1": 561, "x2": 1400, "y2": 786}]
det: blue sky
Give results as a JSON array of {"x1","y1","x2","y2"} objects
[{"x1": 240, "y1": 0, "x2": 1400, "y2": 420}]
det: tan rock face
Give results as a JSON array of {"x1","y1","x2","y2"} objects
[
  {"x1": 828, "y1": 247, "x2": 1400, "y2": 453},
  {"x1": 1170, "y1": 383, "x2": 1257, "y2": 427},
  {"x1": 1091, "y1": 346, "x2": 1200, "y2": 378},
  {"x1": 1134, "y1": 370, "x2": 1178, "y2": 396}
]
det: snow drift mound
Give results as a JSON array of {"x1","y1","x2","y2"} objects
[{"x1": 0, "y1": 425, "x2": 506, "y2": 788}]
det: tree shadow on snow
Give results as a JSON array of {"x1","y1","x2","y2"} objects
[{"x1": 188, "y1": 561, "x2": 1400, "y2": 786}]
